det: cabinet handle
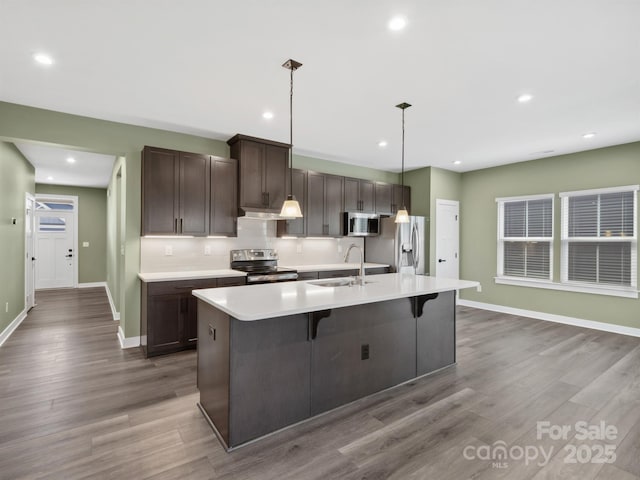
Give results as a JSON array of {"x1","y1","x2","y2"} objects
[
  {"x1": 266, "y1": 192, "x2": 270, "y2": 206},
  {"x1": 174, "y1": 285, "x2": 196, "y2": 289},
  {"x1": 174, "y1": 218, "x2": 178, "y2": 233},
  {"x1": 180, "y1": 218, "x2": 183, "y2": 233},
  {"x1": 208, "y1": 324, "x2": 216, "y2": 341}
]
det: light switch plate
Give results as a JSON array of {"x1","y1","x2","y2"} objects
[
  {"x1": 82, "y1": 241, "x2": 90, "y2": 247},
  {"x1": 296, "y1": 243, "x2": 302, "y2": 254},
  {"x1": 165, "y1": 245, "x2": 173, "y2": 256},
  {"x1": 204, "y1": 245, "x2": 211, "y2": 256}
]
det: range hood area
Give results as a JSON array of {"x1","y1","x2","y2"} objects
[{"x1": 238, "y1": 208, "x2": 288, "y2": 221}]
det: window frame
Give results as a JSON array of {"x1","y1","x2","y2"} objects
[
  {"x1": 496, "y1": 193, "x2": 555, "y2": 283},
  {"x1": 559, "y1": 185, "x2": 638, "y2": 295}
]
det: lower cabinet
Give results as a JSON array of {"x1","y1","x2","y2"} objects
[
  {"x1": 141, "y1": 276, "x2": 246, "y2": 357},
  {"x1": 297, "y1": 267, "x2": 390, "y2": 281}
]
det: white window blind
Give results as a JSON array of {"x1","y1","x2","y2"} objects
[
  {"x1": 561, "y1": 186, "x2": 638, "y2": 289},
  {"x1": 497, "y1": 195, "x2": 553, "y2": 280}
]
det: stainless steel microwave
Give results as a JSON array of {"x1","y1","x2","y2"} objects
[{"x1": 343, "y1": 212, "x2": 380, "y2": 237}]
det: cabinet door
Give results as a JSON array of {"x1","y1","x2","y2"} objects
[
  {"x1": 238, "y1": 141, "x2": 266, "y2": 208},
  {"x1": 375, "y1": 182, "x2": 393, "y2": 215},
  {"x1": 142, "y1": 147, "x2": 179, "y2": 235},
  {"x1": 392, "y1": 184, "x2": 411, "y2": 214},
  {"x1": 278, "y1": 168, "x2": 307, "y2": 236},
  {"x1": 344, "y1": 177, "x2": 360, "y2": 212},
  {"x1": 147, "y1": 294, "x2": 183, "y2": 355},
  {"x1": 184, "y1": 295, "x2": 199, "y2": 347},
  {"x1": 416, "y1": 291, "x2": 456, "y2": 376},
  {"x1": 210, "y1": 157, "x2": 238, "y2": 236},
  {"x1": 360, "y1": 180, "x2": 375, "y2": 213},
  {"x1": 318, "y1": 269, "x2": 358, "y2": 279},
  {"x1": 264, "y1": 144, "x2": 288, "y2": 209},
  {"x1": 306, "y1": 172, "x2": 326, "y2": 236},
  {"x1": 179, "y1": 152, "x2": 210, "y2": 236},
  {"x1": 324, "y1": 174, "x2": 344, "y2": 236},
  {"x1": 296, "y1": 271, "x2": 319, "y2": 280}
]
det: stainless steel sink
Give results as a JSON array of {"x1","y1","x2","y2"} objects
[{"x1": 308, "y1": 278, "x2": 374, "y2": 287}]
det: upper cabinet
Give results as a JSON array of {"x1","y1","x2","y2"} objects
[
  {"x1": 228, "y1": 134, "x2": 289, "y2": 214},
  {"x1": 307, "y1": 172, "x2": 344, "y2": 237},
  {"x1": 374, "y1": 182, "x2": 393, "y2": 215},
  {"x1": 142, "y1": 146, "x2": 210, "y2": 236},
  {"x1": 392, "y1": 184, "x2": 411, "y2": 215},
  {"x1": 277, "y1": 168, "x2": 307, "y2": 237},
  {"x1": 210, "y1": 156, "x2": 238, "y2": 236},
  {"x1": 344, "y1": 178, "x2": 375, "y2": 213}
]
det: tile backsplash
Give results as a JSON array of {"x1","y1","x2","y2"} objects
[{"x1": 140, "y1": 217, "x2": 364, "y2": 272}]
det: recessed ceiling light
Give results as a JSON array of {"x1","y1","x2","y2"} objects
[
  {"x1": 378, "y1": 140, "x2": 388, "y2": 148},
  {"x1": 33, "y1": 53, "x2": 54, "y2": 66},
  {"x1": 517, "y1": 93, "x2": 533, "y2": 103},
  {"x1": 262, "y1": 111, "x2": 274, "y2": 120},
  {"x1": 66, "y1": 157, "x2": 76, "y2": 164},
  {"x1": 582, "y1": 132, "x2": 597, "y2": 139},
  {"x1": 453, "y1": 160, "x2": 462, "y2": 165},
  {"x1": 47, "y1": 176, "x2": 54, "y2": 181},
  {"x1": 388, "y1": 16, "x2": 407, "y2": 31}
]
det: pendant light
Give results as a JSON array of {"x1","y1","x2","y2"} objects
[
  {"x1": 279, "y1": 59, "x2": 304, "y2": 218},
  {"x1": 395, "y1": 102, "x2": 411, "y2": 223}
]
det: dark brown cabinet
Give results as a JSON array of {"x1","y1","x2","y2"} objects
[
  {"x1": 210, "y1": 156, "x2": 238, "y2": 236},
  {"x1": 374, "y1": 182, "x2": 393, "y2": 215},
  {"x1": 277, "y1": 168, "x2": 307, "y2": 237},
  {"x1": 344, "y1": 178, "x2": 375, "y2": 213},
  {"x1": 228, "y1": 134, "x2": 289, "y2": 213},
  {"x1": 307, "y1": 172, "x2": 344, "y2": 236},
  {"x1": 141, "y1": 276, "x2": 246, "y2": 357},
  {"x1": 392, "y1": 184, "x2": 411, "y2": 215},
  {"x1": 142, "y1": 146, "x2": 210, "y2": 236}
]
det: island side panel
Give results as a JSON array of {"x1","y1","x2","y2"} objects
[
  {"x1": 311, "y1": 298, "x2": 416, "y2": 416},
  {"x1": 228, "y1": 314, "x2": 311, "y2": 447},
  {"x1": 197, "y1": 301, "x2": 230, "y2": 445},
  {"x1": 416, "y1": 290, "x2": 456, "y2": 376}
]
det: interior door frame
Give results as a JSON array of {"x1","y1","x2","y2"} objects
[
  {"x1": 434, "y1": 198, "x2": 460, "y2": 279},
  {"x1": 35, "y1": 193, "x2": 79, "y2": 289},
  {"x1": 25, "y1": 193, "x2": 36, "y2": 309}
]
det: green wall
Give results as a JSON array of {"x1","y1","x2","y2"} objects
[
  {"x1": 460, "y1": 142, "x2": 640, "y2": 328},
  {"x1": 0, "y1": 101, "x2": 402, "y2": 341},
  {"x1": 0, "y1": 141, "x2": 35, "y2": 333},
  {"x1": 35, "y1": 183, "x2": 107, "y2": 284},
  {"x1": 295, "y1": 154, "x2": 400, "y2": 183}
]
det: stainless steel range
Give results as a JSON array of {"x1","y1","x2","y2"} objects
[{"x1": 230, "y1": 249, "x2": 298, "y2": 284}]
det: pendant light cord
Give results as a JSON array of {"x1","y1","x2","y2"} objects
[
  {"x1": 401, "y1": 107, "x2": 405, "y2": 208},
  {"x1": 289, "y1": 65, "x2": 294, "y2": 195}
]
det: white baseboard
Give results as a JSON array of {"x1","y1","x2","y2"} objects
[
  {"x1": 458, "y1": 299, "x2": 640, "y2": 338},
  {"x1": 103, "y1": 283, "x2": 120, "y2": 321},
  {"x1": 0, "y1": 308, "x2": 28, "y2": 348},
  {"x1": 117, "y1": 325, "x2": 140, "y2": 349},
  {"x1": 78, "y1": 282, "x2": 107, "y2": 288}
]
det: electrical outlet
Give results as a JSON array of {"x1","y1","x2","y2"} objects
[
  {"x1": 337, "y1": 244, "x2": 343, "y2": 254},
  {"x1": 296, "y1": 243, "x2": 302, "y2": 254},
  {"x1": 476, "y1": 284, "x2": 482, "y2": 293},
  {"x1": 82, "y1": 241, "x2": 90, "y2": 248},
  {"x1": 204, "y1": 245, "x2": 211, "y2": 256},
  {"x1": 5, "y1": 302, "x2": 8, "y2": 313},
  {"x1": 361, "y1": 344, "x2": 370, "y2": 360},
  {"x1": 165, "y1": 245, "x2": 173, "y2": 256}
]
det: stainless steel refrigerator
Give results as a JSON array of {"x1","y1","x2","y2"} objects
[{"x1": 365, "y1": 215, "x2": 426, "y2": 274}]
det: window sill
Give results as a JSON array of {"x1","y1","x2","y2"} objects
[{"x1": 494, "y1": 277, "x2": 639, "y2": 299}]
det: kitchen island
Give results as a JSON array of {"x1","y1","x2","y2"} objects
[{"x1": 193, "y1": 273, "x2": 479, "y2": 450}]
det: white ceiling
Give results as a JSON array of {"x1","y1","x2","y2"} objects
[
  {"x1": 15, "y1": 143, "x2": 115, "y2": 188},
  {"x1": 2, "y1": 0, "x2": 640, "y2": 174}
]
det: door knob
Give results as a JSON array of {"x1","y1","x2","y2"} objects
[{"x1": 438, "y1": 258, "x2": 446, "y2": 263}]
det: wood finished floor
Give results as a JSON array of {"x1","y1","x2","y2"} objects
[{"x1": 0, "y1": 288, "x2": 639, "y2": 479}]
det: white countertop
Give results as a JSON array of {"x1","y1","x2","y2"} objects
[
  {"x1": 138, "y1": 269, "x2": 246, "y2": 282},
  {"x1": 193, "y1": 273, "x2": 480, "y2": 321},
  {"x1": 282, "y1": 262, "x2": 389, "y2": 272}
]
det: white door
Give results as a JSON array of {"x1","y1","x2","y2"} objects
[
  {"x1": 25, "y1": 195, "x2": 36, "y2": 308},
  {"x1": 435, "y1": 199, "x2": 459, "y2": 279},
  {"x1": 35, "y1": 210, "x2": 75, "y2": 289}
]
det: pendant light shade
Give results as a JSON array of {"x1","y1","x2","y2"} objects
[
  {"x1": 395, "y1": 102, "x2": 411, "y2": 224},
  {"x1": 280, "y1": 59, "x2": 304, "y2": 219}
]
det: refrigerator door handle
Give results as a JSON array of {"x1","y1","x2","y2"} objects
[{"x1": 411, "y1": 223, "x2": 420, "y2": 273}]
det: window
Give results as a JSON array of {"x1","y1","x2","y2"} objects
[
  {"x1": 497, "y1": 194, "x2": 553, "y2": 280},
  {"x1": 560, "y1": 185, "x2": 637, "y2": 291}
]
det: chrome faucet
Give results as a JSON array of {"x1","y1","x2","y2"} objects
[{"x1": 344, "y1": 243, "x2": 365, "y2": 286}]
